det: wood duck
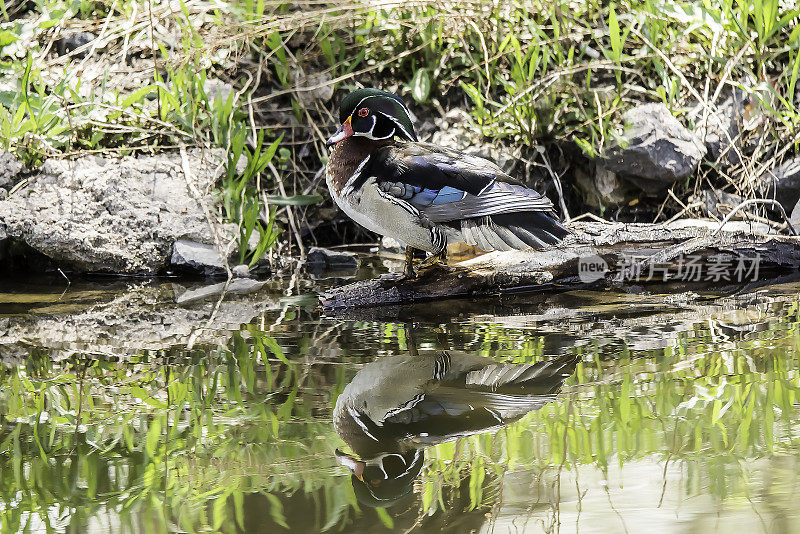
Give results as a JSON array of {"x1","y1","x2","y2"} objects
[
  {"x1": 325, "y1": 88, "x2": 570, "y2": 277},
  {"x1": 333, "y1": 351, "x2": 578, "y2": 507}
]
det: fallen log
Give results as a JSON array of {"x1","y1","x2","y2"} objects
[{"x1": 320, "y1": 220, "x2": 800, "y2": 310}]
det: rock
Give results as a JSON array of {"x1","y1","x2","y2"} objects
[
  {"x1": 0, "y1": 224, "x2": 6, "y2": 264},
  {"x1": 203, "y1": 78, "x2": 234, "y2": 104},
  {"x1": 761, "y1": 158, "x2": 800, "y2": 213},
  {"x1": 54, "y1": 32, "x2": 95, "y2": 58},
  {"x1": 232, "y1": 264, "x2": 252, "y2": 278},
  {"x1": 428, "y1": 108, "x2": 476, "y2": 150},
  {"x1": 171, "y1": 239, "x2": 226, "y2": 276},
  {"x1": 0, "y1": 149, "x2": 227, "y2": 274},
  {"x1": 292, "y1": 69, "x2": 334, "y2": 107},
  {"x1": 381, "y1": 236, "x2": 406, "y2": 253},
  {"x1": 694, "y1": 90, "x2": 747, "y2": 168},
  {"x1": 174, "y1": 278, "x2": 266, "y2": 305},
  {"x1": 305, "y1": 247, "x2": 360, "y2": 271},
  {"x1": 790, "y1": 199, "x2": 800, "y2": 227},
  {"x1": 574, "y1": 162, "x2": 635, "y2": 208},
  {"x1": 0, "y1": 150, "x2": 22, "y2": 190},
  {"x1": 427, "y1": 108, "x2": 517, "y2": 174},
  {"x1": 0, "y1": 283, "x2": 276, "y2": 358},
  {"x1": 602, "y1": 103, "x2": 706, "y2": 193},
  {"x1": 695, "y1": 189, "x2": 745, "y2": 219}
]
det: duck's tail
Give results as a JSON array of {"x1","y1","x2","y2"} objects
[
  {"x1": 464, "y1": 354, "x2": 579, "y2": 395},
  {"x1": 458, "y1": 211, "x2": 570, "y2": 252}
]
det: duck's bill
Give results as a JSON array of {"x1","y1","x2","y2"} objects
[
  {"x1": 335, "y1": 448, "x2": 365, "y2": 481},
  {"x1": 326, "y1": 117, "x2": 353, "y2": 147}
]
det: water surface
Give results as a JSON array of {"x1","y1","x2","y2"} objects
[{"x1": 1, "y1": 260, "x2": 800, "y2": 533}]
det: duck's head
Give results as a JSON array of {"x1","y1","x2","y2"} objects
[
  {"x1": 335, "y1": 448, "x2": 424, "y2": 508},
  {"x1": 326, "y1": 88, "x2": 418, "y2": 147}
]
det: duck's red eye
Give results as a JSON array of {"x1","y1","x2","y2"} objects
[{"x1": 358, "y1": 108, "x2": 369, "y2": 117}]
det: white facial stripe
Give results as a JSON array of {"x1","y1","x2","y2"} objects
[
  {"x1": 347, "y1": 405, "x2": 379, "y2": 441},
  {"x1": 342, "y1": 156, "x2": 371, "y2": 196},
  {"x1": 350, "y1": 94, "x2": 413, "y2": 137},
  {"x1": 350, "y1": 95, "x2": 374, "y2": 115},
  {"x1": 354, "y1": 114, "x2": 395, "y2": 141},
  {"x1": 360, "y1": 128, "x2": 395, "y2": 140},
  {"x1": 376, "y1": 110, "x2": 414, "y2": 140},
  {"x1": 351, "y1": 95, "x2": 417, "y2": 141},
  {"x1": 366, "y1": 115, "x2": 377, "y2": 136},
  {"x1": 351, "y1": 94, "x2": 411, "y2": 117},
  {"x1": 356, "y1": 114, "x2": 395, "y2": 141}
]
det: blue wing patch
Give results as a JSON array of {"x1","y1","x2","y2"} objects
[
  {"x1": 408, "y1": 185, "x2": 466, "y2": 207},
  {"x1": 430, "y1": 186, "x2": 467, "y2": 205},
  {"x1": 378, "y1": 182, "x2": 467, "y2": 207}
]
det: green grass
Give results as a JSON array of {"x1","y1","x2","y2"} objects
[{"x1": 1, "y1": 0, "x2": 799, "y2": 249}]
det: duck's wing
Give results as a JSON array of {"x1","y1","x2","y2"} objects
[
  {"x1": 377, "y1": 354, "x2": 579, "y2": 445},
  {"x1": 367, "y1": 142, "x2": 556, "y2": 222}
]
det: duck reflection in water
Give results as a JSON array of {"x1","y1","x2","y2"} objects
[{"x1": 333, "y1": 350, "x2": 578, "y2": 507}]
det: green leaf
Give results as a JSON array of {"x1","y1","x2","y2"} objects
[
  {"x1": 120, "y1": 85, "x2": 156, "y2": 110},
  {"x1": 263, "y1": 194, "x2": 323, "y2": 206},
  {"x1": 460, "y1": 81, "x2": 484, "y2": 116},
  {"x1": 409, "y1": 69, "x2": 431, "y2": 103},
  {"x1": 790, "y1": 51, "x2": 800, "y2": 109},
  {"x1": 145, "y1": 418, "x2": 161, "y2": 457},
  {"x1": 212, "y1": 491, "x2": 228, "y2": 530},
  {"x1": 574, "y1": 137, "x2": 596, "y2": 158},
  {"x1": 266, "y1": 493, "x2": 289, "y2": 528},
  {"x1": 262, "y1": 336, "x2": 290, "y2": 365},
  {"x1": 375, "y1": 507, "x2": 394, "y2": 529},
  {"x1": 129, "y1": 386, "x2": 168, "y2": 409},
  {"x1": 0, "y1": 30, "x2": 17, "y2": 47}
]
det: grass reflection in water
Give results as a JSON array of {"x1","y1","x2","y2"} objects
[{"x1": 1, "y1": 292, "x2": 799, "y2": 532}]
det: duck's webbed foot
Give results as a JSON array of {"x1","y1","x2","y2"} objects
[
  {"x1": 402, "y1": 248, "x2": 447, "y2": 278},
  {"x1": 403, "y1": 246, "x2": 417, "y2": 278},
  {"x1": 418, "y1": 249, "x2": 448, "y2": 271}
]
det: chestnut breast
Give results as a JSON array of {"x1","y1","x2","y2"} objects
[{"x1": 326, "y1": 138, "x2": 387, "y2": 194}]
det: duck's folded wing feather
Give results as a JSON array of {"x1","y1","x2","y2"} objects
[
  {"x1": 421, "y1": 181, "x2": 554, "y2": 222},
  {"x1": 370, "y1": 143, "x2": 555, "y2": 223},
  {"x1": 370, "y1": 142, "x2": 500, "y2": 195},
  {"x1": 378, "y1": 388, "x2": 557, "y2": 445},
  {"x1": 378, "y1": 354, "x2": 578, "y2": 439}
]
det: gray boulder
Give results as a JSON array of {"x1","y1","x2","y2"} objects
[
  {"x1": 0, "y1": 149, "x2": 227, "y2": 273},
  {"x1": 791, "y1": 198, "x2": 800, "y2": 227},
  {"x1": 0, "y1": 223, "x2": 6, "y2": 264},
  {"x1": 232, "y1": 264, "x2": 252, "y2": 278},
  {"x1": 761, "y1": 158, "x2": 800, "y2": 213},
  {"x1": 574, "y1": 163, "x2": 636, "y2": 209},
  {"x1": 602, "y1": 103, "x2": 706, "y2": 193},
  {"x1": 694, "y1": 90, "x2": 747, "y2": 168},
  {"x1": 0, "y1": 150, "x2": 22, "y2": 191},
  {"x1": 380, "y1": 236, "x2": 406, "y2": 253},
  {"x1": 695, "y1": 189, "x2": 745, "y2": 219},
  {"x1": 305, "y1": 247, "x2": 359, "y2": 271},
  {"x1": 171, "y1": 239, "x2": 226, "y2": 276},
  {"x1": 426, "y1": 108, "x2": 517, "y2": 173}
]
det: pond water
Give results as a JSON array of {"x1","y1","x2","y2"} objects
[{"x1": 2, "y1": 255, "x2": 800, "y2": 533}]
